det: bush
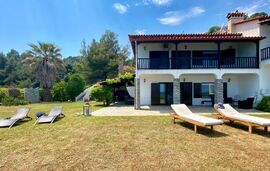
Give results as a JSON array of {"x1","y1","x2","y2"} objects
[
  {"x1": 1, "y1": 97, "x2": 28, "y2": 106},
  {"x1": 8, "y1": 88, "x2": 20, "y2": 98},
  {"x1": 256, "y1": 96, "x2": 270, "y2": 112},
  {"x1": 51, "y1": 81, "x2": 68, "y2": 102},
  {"x1": 66, "y1": 74, "x2": 86, "y2": 101},
  {"x1": 90, "y1": 86, "x2": 113, "y2": 106},
  {"x1": 0, "y1": 88, "x2": 8, "y2": 102}
]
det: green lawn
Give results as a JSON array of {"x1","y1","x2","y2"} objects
[{"x1": 1, "y1": 103, "x2": 270, "y2": 170}]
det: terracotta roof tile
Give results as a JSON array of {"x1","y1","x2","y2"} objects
[{"x1": 129, "y1": 33, "x2": 264, "y2": 42}]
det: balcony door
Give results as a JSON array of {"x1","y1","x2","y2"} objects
[
  {"x1": 149, "y1": 51, "x2": 169, "y2": 69},
  {"x1": 171, "y1": 51, "x2": 191, "y2": 69}
]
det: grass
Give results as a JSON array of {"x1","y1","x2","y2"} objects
[{"x1": 1, "y1": 103, "x2": 270, "y2": 170}]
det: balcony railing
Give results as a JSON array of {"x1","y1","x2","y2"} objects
[
  {"x1": 137, "y1": 57, "x2": 258, "y2": 69},
  {"x1": 261, "y1": 47, "x2": 270, "y2": 61}
]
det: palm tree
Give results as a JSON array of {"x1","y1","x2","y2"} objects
[{"x1": 24, "y1": 42, "x2": 64, "y2": 101}]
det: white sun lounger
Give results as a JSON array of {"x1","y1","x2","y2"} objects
[
  {"x1": 171, "y1": 104, "x2": 223, "y2": 133},
  {"x1": 35, "y1": 106, "x2": 64, "y2": 124},
  {"x1": 214, "y1": 104, "x2": 270, "y2": 134},
  {"x1": 0, "y1": 108, "x2": 31, "y2": 128}
]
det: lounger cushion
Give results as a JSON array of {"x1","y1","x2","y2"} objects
[
  {"x1": 225, "y1": 113, "x2": 270, "y2": 126},
  {"x1": 215, "y1": 104, "x2": 270, "y2": 126},
  {"x1": 178, "y1": 113, "x2": 223, "y2": 126}
]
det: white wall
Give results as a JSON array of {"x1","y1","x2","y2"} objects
[
  {"x1": 223, "y1": 74, "x2": 259, "y2": 100},
  {"x1": 235, "y1": 20, "x2": 260, "y2": 36},
  {"x1": 260, "y1": 24, "x2": 270, "y2": 49},
  {"x1": 139, "y1": 74, "x2": 174, "y2": 105}
]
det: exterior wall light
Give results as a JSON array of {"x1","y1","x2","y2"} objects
[
  {"x1": 144, "y1": 46, "x2": 147, "y2": 51},
  {"x1": 184, "y1": 45, "x2": 188, "y2": 50},
  {"x1": 144, "y1": 78, "x2": 146, "y2": 83},
  {"x1": 228, "y1": 78, "x2": 231, "y2": 82}
]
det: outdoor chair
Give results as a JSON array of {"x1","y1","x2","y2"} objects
[
  {"x1": 171, "y1": 104, "x2": 223, "y2": 133},
  {"x1": 214, "y1": 104, "x2": 270, "y2": 134},
  {"x1": 0, "y1": 108, "x2": 31, "y2": 128},
  {"x1": 35, "y1": 106, "x2": 64, "y2": 124},
  {"x1": 238, "y1": 97, "x2": 255, "y2": 109}
]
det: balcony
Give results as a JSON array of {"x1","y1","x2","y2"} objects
[{"x1": 137, "y1": 57, "x2": 258, "y2": 69}]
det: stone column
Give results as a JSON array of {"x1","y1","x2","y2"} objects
[
  {"x1": 214, "y1": 79, "x2": 223, "y2": 103},
  {"x1": 173, "y1": 78, "x2": 181, "y2": 104},
  {"x1": 135, "y1": 78, "x2": 141, "y2": 109}
]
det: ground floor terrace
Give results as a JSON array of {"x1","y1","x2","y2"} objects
[{"x1": 134, "y1": 69, "x2": 270, "y2": 108}]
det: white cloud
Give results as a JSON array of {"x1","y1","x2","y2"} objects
[
  {"x1": 189, "y1": 6, "x2": 205, "y2": 16},
  {"x1": 140, "y1": 0, "x2": 172, "y2": 6},
  {"x1": 237, "y1": 0, "x2": 270, "y2": 16},
  {"x1": 158, "y1": 11, "x2": 184, "y2": 26},
  {"x1": 151, "y1": 0, "x2": 172, "y2": 6},
  {"x1": 158, "y1": 6, "x2": 205, "y2": 26},
  {"x1": 135, "y1": 29, "x2": 147, "y2": 34},
  {"x1": 113, "y1": 3, "x2": 128, "y2": 14}
]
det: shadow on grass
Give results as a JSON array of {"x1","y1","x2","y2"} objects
[
  {"x1": 225, "y1": 122, "x2": 270, "y2": 137},
  {"x1": 175, "y1": 121, "x2": 228, "y2": 138}
]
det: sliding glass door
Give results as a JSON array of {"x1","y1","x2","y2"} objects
[{"x1": 151, "y1": 83, "x2": 173, "y2": 105}]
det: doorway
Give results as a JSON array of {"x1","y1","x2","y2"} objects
[{"x1": 180, "y1": 82, "x2": 192, "y2": 105}]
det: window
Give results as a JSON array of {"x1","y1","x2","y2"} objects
[{"x1": 194, "y1": 83, "x2": 214, "y2": 98}]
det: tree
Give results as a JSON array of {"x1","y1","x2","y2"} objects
[
  {"x1": 0, "y1": 53, "x2": 6, "y2": 85},
  {"x1": 65, "y1": 74, "x2": 85, "y2": 101},
  {"x1": 207, "y1": 26, "x2": 221, "y2": 33},
  {"x1": 24, "y1": 42, "x2": 64, "y2": 101},
  {"x1": 90, "y1": 86, "x2": 113, "y2": 106},
  {"x1": 81, "y1": 30, "x2": 129, "y2": 84},
  {"x1": 249, "y1": 12, "x2": 268, "y2": 19}
]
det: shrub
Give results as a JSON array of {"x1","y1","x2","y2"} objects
[
  {"x1": 1, "y1": 97, "x2": 28, "y2": 106},
  {"x1": 51, "y1": 81, "x2": 68, "y2": 102},
  {"x1": 8, "y1": 88, "x2": 20, "y2": 98},
  {"x1": 66, "y1": 74, "x2": 86, "y2": 101},
  {"x1": 0, "y1": 88, "x2": 8, "y2": 102},
  {"x1": 90, "y1": 86, "x2": 113, "y2": 106},
  {"x1": 256, "y1": 96, "x2": 270, "y2": 112}
]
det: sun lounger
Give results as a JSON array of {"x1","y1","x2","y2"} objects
[
  {"x1": 0, "y1": 108, "x2": 31, "y2": 128},
  {"x1": 35, "y1": 106, "x2": 64, "y2": 124},
  {"x1": 214, "y1": 104, "x2": 270, "y2": 134},
  {"x1": 171, "y1": 104, "x2": 223, "y2": 133}
]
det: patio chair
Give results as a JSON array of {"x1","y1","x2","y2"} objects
[
  {"x1": 0, "y1": 108, "x2": 31, "y2": 128},
  {"x1": 35, "y1": 106, "x2": 64, "y2": 124},
  {"x1": 171, "y1": 104, "x2": 223, "y2": 133},
  {"x1": 214, "y1": 104, "x2": 270, "y2": 134}
]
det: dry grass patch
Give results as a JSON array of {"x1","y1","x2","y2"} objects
[{"x1": 0, "y1": 104, "x2": 270, "y2": 170}]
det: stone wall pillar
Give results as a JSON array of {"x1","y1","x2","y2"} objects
[
  {"x1": 135, "y1": 78, "x2": 140, "y2": 109},
  {"x1": 173, "y1": 78, "x2": 180, "y2": 104},
  {"x1": 214, "y1": 79, "x2": 223, "y2": 103}
]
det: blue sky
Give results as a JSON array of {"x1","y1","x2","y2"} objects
[{"x1": 0, "y1": 0, "x2": 269, "y2": 57}]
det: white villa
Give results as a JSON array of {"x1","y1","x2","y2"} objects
[{"x1": 129, "y1": 11, "x2": 270, "y2": 109}]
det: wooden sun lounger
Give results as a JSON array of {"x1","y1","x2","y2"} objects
[
  {"x1": 214, "y1": 104, "x2": 270, "y2": 134},
  {"x1": 171, "y1": 104, "x2": 223, "y2": 133}
]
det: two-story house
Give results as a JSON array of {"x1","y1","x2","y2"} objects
[{"x1": 129, "y1": 11, "x2": 270, "y2": 109}]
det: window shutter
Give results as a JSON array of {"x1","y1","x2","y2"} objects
[{"x1": 194, "y1": 83, "x2": 202, "y2": 98}]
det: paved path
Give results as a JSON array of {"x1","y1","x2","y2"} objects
[{"x1": 92, "y1": 104, "x2": 270, "y2": 116}]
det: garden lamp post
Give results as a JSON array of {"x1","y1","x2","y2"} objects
[{"x1": 83, "y1": 102, "x2": 91, "y2": 116}]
